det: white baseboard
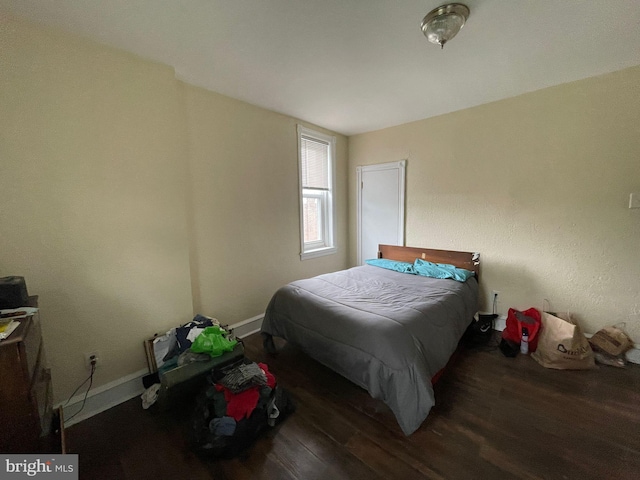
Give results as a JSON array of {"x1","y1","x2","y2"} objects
[
  {"x1": 57, "y1": 368, "x2": 148, "y2": 428},
  {"x1": 59, "y1": 314, "x2": 265, "y2": 428},
  {"x1": 230, "y1": 314, "x2": 264, "y2": 339}
]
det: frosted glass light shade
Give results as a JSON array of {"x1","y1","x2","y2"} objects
[{"x1": 421, "y1": 4, "x2": 470, "y2": 49}]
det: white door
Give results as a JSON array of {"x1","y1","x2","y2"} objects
[{"x1": 357, "y1": 160, "x2": 406, "y2": 264}]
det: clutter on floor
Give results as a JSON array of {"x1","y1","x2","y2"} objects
[
  {"x1": 189, "y1": 358, "x2": 295, "y2": 458},
  {"x1": 498, "y1": 307, "x2": 640, "y2": 369},
  {"x1": 142, "y1": 315, "x2": 244, "y2": 409},
  {"x1": 588, "y1": 323, "x2": 634, "y2": 368},
  {"x1": 140, "y1": 315, "x2": 295, "y2": 458}
]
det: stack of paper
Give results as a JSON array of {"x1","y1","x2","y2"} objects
[
  {"x1": 0, "y1": 307, "x2": 38, "y2": 341},
  {"x1": 0, "y1": 307, "x2": 38, "y2": 320},
  {"x1": 0, "y1": 319, "x2": 18, "y2": 340}
]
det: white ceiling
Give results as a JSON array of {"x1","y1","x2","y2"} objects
[{"x1": 3, "y1": 0, "x2": 640, "y2": 136}]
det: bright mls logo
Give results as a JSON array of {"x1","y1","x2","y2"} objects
[{"x1": 2, "y1": 455, "x2": 78, "y2": 479}]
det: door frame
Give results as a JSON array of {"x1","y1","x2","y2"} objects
[{"x1": 356, "y1": 159, "x2": 407, "y2": 265}]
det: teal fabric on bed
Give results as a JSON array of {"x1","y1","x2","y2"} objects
[
  {"x1": 413, "y1": 258, "x2": 475, "y2": 282},
  {"x1": 365, "y1": 258, "x2": 416, "y2": 274}
]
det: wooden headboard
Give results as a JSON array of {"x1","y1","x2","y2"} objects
[{"x1": 378, "y1": 244, "x2": 480, "y2": 279}]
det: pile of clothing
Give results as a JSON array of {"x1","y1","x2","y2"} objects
[
  {"x1": 141, "y1": 315, "x2": 239, "y2": 410},
  {"x1": 211, "y1": 362, "x2": 276, "y2": 430},
  {"x1": 152, "y1": 315, "x2": 237, "y2": 372},
  {"x1": 190, "y1": 359, "x2": 295, "y2": 458}
]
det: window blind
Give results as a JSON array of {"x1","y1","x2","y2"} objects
[{"x1": 301, "y1": 136, "x2": 329, "y2": 190}]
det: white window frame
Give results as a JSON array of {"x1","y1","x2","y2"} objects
[{"x1": 297, "y1": 125, "x2": 337, "y2": 260}]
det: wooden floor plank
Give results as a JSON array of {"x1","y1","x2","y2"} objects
[{"x1": 67, "y1": 332, "x2": 640, "y2": 479}]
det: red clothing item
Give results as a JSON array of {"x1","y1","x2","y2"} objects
[
  {"x1": 213, "y1": 363, "x2": 277, "y2": 421},
  {"x1": 215, "y1": 384, "x2": 260, "y2": 421},
  {"x1": 258, "y1": 363, "x2": 276, "y2": 389}
]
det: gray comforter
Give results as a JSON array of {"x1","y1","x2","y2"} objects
[{"x1": 261, "y1": 264, "x2": 478, "y2": 435}]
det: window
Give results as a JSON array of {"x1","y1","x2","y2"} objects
[{"x1": 298, "y1": 125, "x2": 336, "y2": 259}]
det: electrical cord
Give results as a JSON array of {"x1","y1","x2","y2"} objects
[
  {"x1": 493, "y1": 292, "x2": 498, "y2": 316},
  {"x1": 64, "y1": 360, "x2": 96, "y2": 423},
  {"x1": 484, "y1": 292, "x2": 501, "y2": 349}
]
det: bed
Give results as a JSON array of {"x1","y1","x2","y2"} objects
[{"x1": 261, "y1": 245, "x2": 480, "y2": 435}]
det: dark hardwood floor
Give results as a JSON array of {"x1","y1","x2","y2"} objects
[{"x1": 67, "y1": 333, "x2": 640, "y2": 479}]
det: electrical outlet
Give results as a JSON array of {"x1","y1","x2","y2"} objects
[
  {"x1": 491, "y1": 290, "x2": 500, "y2": 305},
  {"x1": 84, "y1": 351, "x2": 100, "y2": 370}
]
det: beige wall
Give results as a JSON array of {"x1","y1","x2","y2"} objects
[
  {"x1": 0, "y1": 16, "x2": 348, "y2": 404},
  {"x1": 0, "y1": 17, "x2": 195, "y2": 402},
  {"x1": 349, "y1": 66, "x2": 640, "y2": 339},
  {"x1": 182, "y1": 84, "x2": 349, "y2": 323}
]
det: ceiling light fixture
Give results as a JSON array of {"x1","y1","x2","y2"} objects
[{"x1": 421, "y1": 3, "x2": 470, "y2": 49}]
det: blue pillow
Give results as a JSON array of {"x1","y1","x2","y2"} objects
[
  {"x1": 413, "y1": 258, "x2": 475, "y2": 282},
  {"x1": 365, "y1": 258, "x2": 416, "y2": 274}
]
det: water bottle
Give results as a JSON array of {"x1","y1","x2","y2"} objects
[{"x1": 520, "y1": 327, "x2": 529, "y2": 354}]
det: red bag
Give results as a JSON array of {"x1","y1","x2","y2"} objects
[{"x1": 502, "y1": 308, "x2": 542, "y2": 352}]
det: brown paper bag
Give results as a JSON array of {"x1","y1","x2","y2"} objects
[
  {"x1": 588, "y1": 324, "x2": 633, "y2": 356},
  {"x1": 531, "y1": 311, "x2": 595, "y2": 370}
]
